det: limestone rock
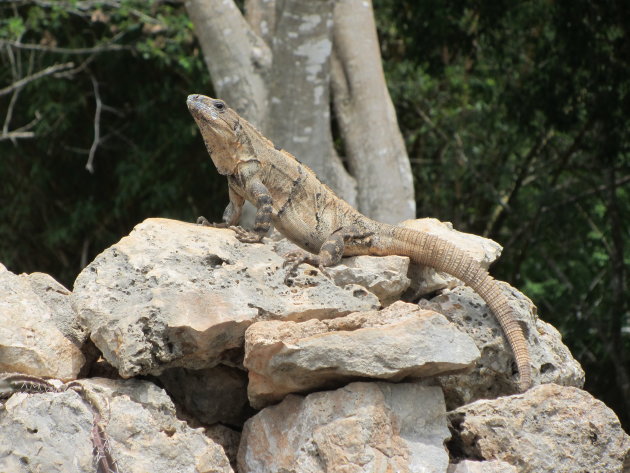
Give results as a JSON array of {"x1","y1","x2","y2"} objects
[
  {"x1": 206, "y1": 424, "x2": 241, "y2": 470},
  {"x1": 158, "y1": 365, "x2": 253, "y2": 427},
  {"x1": 325, "y1": 255, "x2": 411, "y2": 305},
  {"x1": 400, "y1": 218, "x2": 502, "y2": 298},
  {"x1": 420, "y1": 284, "x2": 585, "y2": 407},
  {"x1": 273, "y1": 236, "x2": 410, "y2": 306},
  {"x1": 0, "y1": 377, "x2": 233, "y2": 473},
  {"x1": 448, "y1": 460, "x2": 518, "y2": 473},
  {"x1": 72, "y1": 218, "x2": 379, "y2": 377},
  {"x1": 25, "y1": 271, "x2": 89, "y2": 346},
  {"x1": 245, "y1": 301, "x2": 480, "y2": 408},
  {"x1": 0, "y1": 264, "x2": 85, "y2": 380},
  {"x1": 448, "y1": 384, "x2": 630, "y2": 473},
  {"x1": 238, "y1": 382, "x2": 451, "y2": 473}
]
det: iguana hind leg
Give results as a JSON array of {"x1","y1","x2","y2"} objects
[{"x1": 283, "y1": 228, "x2": 374, "y2": 283}]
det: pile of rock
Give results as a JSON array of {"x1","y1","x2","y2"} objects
[{"x1": 1, "y1": 218, "x2": 628, "y2": 473}]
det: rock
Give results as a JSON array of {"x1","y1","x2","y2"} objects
[
  {"x1": 205, "y1": 424, "x2": 241, "y2": 469},
  {"x1": 0, "y1": 264, "x2": 86, "y2": 380},
  {"x1": 325, "y1": 255, "x2": 411, "y2": 305},
  {"x1": 273, "y1": 236, "x2": 411, "y2": 306},
  {"x1": 448, "y1": 384, "x2": 630, "y2": 473},
  {"x1": 448, "y1": 460, "x2": 517, "y2": 473},
  {"x1": 238, "y1": 382, "x2": 450, "y2": 473},
  {"x1": 400, "y1": 218, "x2": 502, "y2": 298},
  {"x1": 0, "y1": 377, "x2": 233, "y2": 473},
  {"x1": 72, "y1": 218, "x2": 379, "y2": 377},
  {"x1": 245, "y1": 301, "x2": 480, "y2": 408},
  {"x1": 158, "y1": 365, "x2": 253, "y2": 427},
  {"x1": 420, "y1": 284, "x2": 585, "y2": 407},
  {"x1": 25, "y1": 271, "x2": 89, "y2": 346}
]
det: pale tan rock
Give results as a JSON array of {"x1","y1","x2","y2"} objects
[
  {"x1": 205, "y1": 424, "x2": 241, "y2": 469},
  {"x1": 26, "y1": 272, "x2": 89, "y2": 346},
  {"x1": 0, "y1": 264, "x2": 85, "y2": 380},
  {"x1": 325, "y1": 255, "x2": 411, "y2": 305},
  {"x1": 0, "y1": 377, "x2": 233, "y2": 473},
  {"x1": 72, "y1": 218, "x2": 379, "y2": 377},
  {"x1": 420, "y1": 285, "x2": 585, "y2": 407},
  {"x1": 400, "y1": 218, "x2": 502, "y2": 297},
  {"x1": 245, "y1": 301, "x2": 480, "y2": 408},
  {"x1": 273, "y1": 236, "x2": 410, "y2": 305},
  {"x1": 448, "y1": 460, "x2": 517, "y2": 473},
  {"x1": 448, "y1": 384, "x2": 630, "y2": 473},
  {"x1": 238, "y1": 382, "x2": 451, "y2": 473}
]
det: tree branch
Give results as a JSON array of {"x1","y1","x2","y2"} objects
[
  {"x1": 0, "y1": 112, "x2": 41, "y2": 142},
  {"x1": 85, "y1": 75, "x2": 102, "y2": 173},
  {"x1": 0, "y1": 61, "x2": 74, "y2": 96},
  {"x1": 0, "y1": 39, "x2": 131, "y2": 55}
]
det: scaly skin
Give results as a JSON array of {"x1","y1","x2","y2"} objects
[{"x1": 187, "y1": 94, "x2": 532, "y2": 391}]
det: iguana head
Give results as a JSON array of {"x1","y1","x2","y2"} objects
[{"x1": 187, "y1": 94, "x2": 247, "y2": 175}]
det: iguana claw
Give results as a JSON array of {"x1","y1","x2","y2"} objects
[
  {"x1": 230, "y1": 225, "x2": 264, "y2": 243},
  {"x1": 283, "y1": 250, "x2": 330, "y2": 283},
  {"x1": 196, "y1": 216, "x2": 229, "y2": 228}
]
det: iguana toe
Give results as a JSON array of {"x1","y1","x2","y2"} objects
[{"x1": 230, "y1": 225, "x2": 264, "y2": 243}]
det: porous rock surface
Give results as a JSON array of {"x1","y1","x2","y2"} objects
[
  {"x1": 0, "y1": 377, "x2": 232, "y2": 473},
  {"x1": 0, "y1": 264, "x2": 86, "y2": 380},
  {"x1": 244, "y1": 301, "x2": 480, "y2": 408},
  {"x1": 421, "y1": 284, "x2": 585, "y2": 408},
  {"x1": 238, "y1": 382, "x2": 451, "y2": 473},
  {"x1": 448, "y1": 460, "x2": 518, "y2": 473},
  {"x1": 72, "y1": 218, "x2": 379, "y2": 377},
  {"x1": 448, "y1": 383, "x2": 630, "y2": 473},
  {"x1": 1, "y1": 217, "x2": 628, "y2": 473},
  {"x1": 325, "y1": 254, "x2": 411, "y2": 305}
]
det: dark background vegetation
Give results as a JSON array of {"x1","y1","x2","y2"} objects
[{"x1": 1, "y1": 0, "x2": 628, "y2": 428}]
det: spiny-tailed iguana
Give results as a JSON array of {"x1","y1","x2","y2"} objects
[{"x1": 187, "y1": 94, "x2": 532, "y2": 392}]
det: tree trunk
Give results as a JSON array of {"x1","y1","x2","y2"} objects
[
  {"x1": 185, "y1": 0, "x2": 271, "y2": 124},
  {"x1": 266, "y1": 0, "x2": 356, "y2": 204},
  {"x1": 331, "y1": 0, "x2": 415, "y2": 223},
  {"x1": 186, "y1": 0, "x2": 414, "y2": 220}
]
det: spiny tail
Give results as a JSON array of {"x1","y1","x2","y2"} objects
[{"x1": 389, "y1": 226, "x2": 532, "y2": 391}]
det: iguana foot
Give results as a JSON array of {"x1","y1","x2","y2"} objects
[
  {"x1": 196, "y1": 216, "x2": 229, "y2": 228},
  {"x1": 283, "y1": 250, "x2": 329, "y2": 284},
  {"x1": 230, "y1": 225, "x2": 264, "y2": 243}
]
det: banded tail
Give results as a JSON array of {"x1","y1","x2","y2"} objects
[{"x1": 388, "y1": 225, "x2": 532, "y2": 391}]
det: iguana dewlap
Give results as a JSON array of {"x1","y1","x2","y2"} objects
[{"x1": 187, "y1": 94, "x2": 532, "y2": 392}]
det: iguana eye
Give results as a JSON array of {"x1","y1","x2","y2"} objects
[{"x1": 214, "y1": 100, "x2": 226, "y2": 111}]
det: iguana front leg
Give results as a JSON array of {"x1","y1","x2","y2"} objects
[
  {"x1": 198, "y1": 185, "x2": 244, "y2": 228},
  {"x1": 199, "y1": 162, "x2": 273, "y2": 244},
  {"x1": 284, "y1": 228, "x2": 374, "y2": 283}
]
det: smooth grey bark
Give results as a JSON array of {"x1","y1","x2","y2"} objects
[
  {"x1": 245, "y1": 0, "x2": 276, "y2": 45},
  {"x1": 266, "y1": 0, "x2": 356, "y2": 204},
  {"x1": 331, "y1": 0, "x2": 415, "y2": 223},
  {"x1": 185, "y1": 0, "x2": 271, "y2": 124}
]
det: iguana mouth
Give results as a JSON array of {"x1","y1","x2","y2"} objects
[
  {"x1": 187, "y1": 94, "x2": 220, "y2": 121},
  {"x1": 187, "y1": 95, "x2": 213, "y2": 121}
]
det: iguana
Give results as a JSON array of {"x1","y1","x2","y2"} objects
[{"x1": 187, "y1": 94, "x2": 532, "y2": 392}]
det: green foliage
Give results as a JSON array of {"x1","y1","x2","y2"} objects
[
  {"x1": 376, "y1": 0, "x2": 630, "y2": 427},
  {"x1": 0, "y1": 0, "x2": 223, "y2": 288}
]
